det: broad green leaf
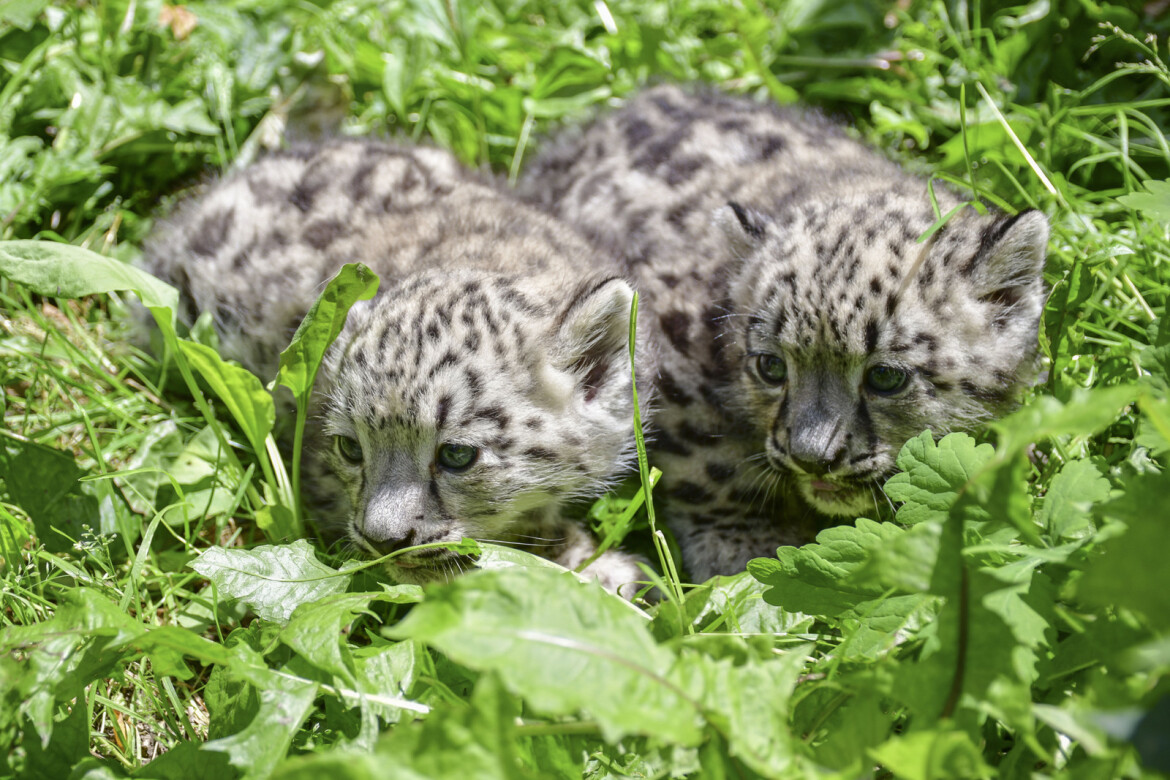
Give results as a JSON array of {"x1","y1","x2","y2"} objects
[
  {"x1": 275, "y1": 262, "x2": 379, "y2": 397},
  {"x1": 178, "y1": 340, "x2": 275, "y2": 459},
  {"x1": 0, "y1": 438, "x2": 102, "y2": 552},
  {"x1": 1118, "y1": 179, "x2": 1170, "y2": 223},
  {"x1": 651, "y1": 571, "x2": 814, "y2": 638},
  {"x1": 189, "y1": 540, "x2": 350, "y2": 623},
  {"x1": 807, "y1": 693, "x2": 892, "y2": 771},
  {"x1": 129, "y1": 741, "x2": 236, "y2": 780},
  {"x1": 280, "y1": 590, "x2": 419, "y2": 683},
  {"x1": 0, "y1": 239, "x2": 178, "y2": 314},
  {"x1": 1036, "y1": 458, "x2": 1111, "y2": 540},
  {"x1": 749, "y1": 520, "x2": 937, "y2": 660},
  {"x1": 270, "y1": 675, "x2": 528, "y2": 780},
  {"x1": 352, "y1": 638, "x2": 422, "y2": 725},
  {"x1": 1, "y1": 590, "x2": 143, "y2": 744},
  {"x1": 17, "y1": 693, "x2": 90, "y2": 779},
  {"x1": 0, "y1": 0, "x2": 48, "y2": 29},
  {"x1": 389, "y1": 567, "x2": 703, "y2": 744},
  {"x1": 883, "y1": 431, "x2": 993, "y2": 526},
  {"x1": 116, "y1": 420, "x2": 183, "y2": 515},
  {"x1": 203, "y1": 668, "x2": 318, "y2": 779},
  {"x1": 672, "y1": 645, "x2": 804, "y2": 777},
  {"x1": 869, "y1": 729, "x2": 992, "y2": 780},
  {"x1": 991, "y1": 385, "x2": 1141, "y2": 459},
  {"x1": 1080, "y1": 474, "x2": 1170, "y2": 632}
]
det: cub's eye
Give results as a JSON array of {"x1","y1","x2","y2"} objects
[
  {"x1": 865, "y1": 365, "x2": 910, "y2": 395},
  {"x1": 755, "y1": 354, "x2": 788, "y2": 385},
  {"x1": 437, "y1": 443, "x2": 478, "y2": 472},
  {"x1": 335, "y1": 435, "x2": 363, "y2": 464}
]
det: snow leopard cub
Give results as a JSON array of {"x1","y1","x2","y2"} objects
[
  {"x1": 144, "y1": 140, "x2": 650, "y2": 596},
  {"x1": 520, "y1": 85, "x2": 1048, "y2": 581}
]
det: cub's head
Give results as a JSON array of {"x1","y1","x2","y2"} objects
[
  {"x1": 319, "y1": 270, "x2": 640, "y2": 582},
  {"x1": 720, "y1": 195, "x2": 1048, "y2": 516}
]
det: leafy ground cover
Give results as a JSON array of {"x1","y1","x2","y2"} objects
[{"x1": 2, "y1": 0, "x2": 1169, "y2": 777}]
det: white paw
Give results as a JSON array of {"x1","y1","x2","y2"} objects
[{"x1": 580, "y1": 549, "x2": 647, "y2": 600}]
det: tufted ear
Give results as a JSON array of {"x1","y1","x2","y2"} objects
[
  {"x1": 554, "y1": 277, "x2": 635, "y2": 402},
  {"x1": 966, "y1": 210, "x2": 1048, "y2": 310},
  {"x1": 716, "y1": 201, "x2": 771, "y2": 255}
]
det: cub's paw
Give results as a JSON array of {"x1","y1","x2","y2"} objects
[{"x1": 580, "y1": 549, "x2": 650, "y2": 601}]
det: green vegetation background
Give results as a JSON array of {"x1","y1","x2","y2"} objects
[{"x1": 2, "y1": 0, "x2": 1170, "y2": 777}]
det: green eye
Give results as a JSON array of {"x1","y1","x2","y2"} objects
[
  {"x1": 865, "y1": 365, "x2": 909, "y2": 395},
  {"x1": 437, "y1": 443, "x2": 478, "y2": 472},
  {"x1": 755, "y1": 354, "x2": 788, "y2": 385},
  {"x1": 336, "y1": 435, "x2": 363, "y2": 464}
]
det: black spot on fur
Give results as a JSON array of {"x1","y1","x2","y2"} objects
[
  {"x1": 705, "y1": 462, "x2": 736, "y2": 482},
  {"x1": 289, "y1": 177, "x2": 326, "y2": 213},
  {"x1": 666, "y1": 156, "x2": 705, "y2": 186},
  {"x1": 658, "y1": 370, "x2": 694, "y2": 406},
  {"x1": 963, "y1": 212, "x2": 1026, "y2": 276},
  {"x1": 523, "y1": 446, "x2": 559, "y2": 462},
  {"x1": 623, "y1": 118, "x2": 655, "y2": 147},
  {"x1": 189, "y1": 209, "x2": 234, "y2": 256},
  {"x1": 865, "y1": 319, "x2": 879, "y2": 352},
  {"x1": 632, "y1": 127, "x2": 690, "y2": 172},
  {"x1": 728, "y1": 201, "x2": 766, "y2": 241},
  {"x1": 672, "y1": 481, "x2": 715, "y2": 504},
  {"x1": 755, "y1": 133, "x2": 785, "y2": 160},
  {"x1": 303, "y1": 219, "x2": 345, "y2": 250},
  {"x1": 678, "y1": 421, "x2": 720, "y2": 445},
  {"x1": 653, "y1": 429, "x2": 691, "y2": 456},
  {"x1": 659, "y1": 310, "x2": 691, "y2": 352}
]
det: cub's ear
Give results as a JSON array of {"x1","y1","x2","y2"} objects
[
  {"x1": 554, "y1": 277, "x2": 635, "y2": 402},
  {"x1": 967, "y1": 210, "x2": 1048, "y2": 310},
  {"x1": 716, "y1": 201, "x2": 771, "y2": 255}
]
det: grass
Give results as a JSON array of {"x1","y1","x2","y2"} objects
[{"x1": 2, "y1": 0, "x2": 1170, "y2": 777}]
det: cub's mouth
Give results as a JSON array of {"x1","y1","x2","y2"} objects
[
  {"x1": 385, "y1": 550, "x2": 479, "y2": 583},
  {"x1": 795, "y1": 476, "x2": 877, "y2": 517}
]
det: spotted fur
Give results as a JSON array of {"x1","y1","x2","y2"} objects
[
  {"x1": 143, "y1": 140, "x2": 650, "y2": 597},
  {"x1": 520, "y1": 86, "x2": 1048, "y2": 580}
]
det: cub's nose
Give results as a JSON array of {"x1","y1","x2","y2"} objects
[{"x1": 360, "y1": 527, "x2": 417, "y2": 557}]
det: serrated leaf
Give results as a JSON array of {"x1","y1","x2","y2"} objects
[
  {"x1": 1036, "y1": 458, "x2": 1111, "y2": 540},
  {"x1": 1, "y1": 589, "x2": 143, "y2": 745},
  {"x1": 869, "y1": 729, "x2": 992, "y2": 780},
  {"x1": 748, "y1": 520, "x2": 937, "y2": 660},
  {"x1": 203, "y1": 670, "x2": 318, "y2": 779},
  {"x1": 388, "y1": 567, "x2": 703, "y2": 744},
  {"x1": 276, "y1": 263, "x2": 379, "y2": 396},
  {"x1": 280, "y1": 590, "x2": 417, "y2": 683},
  {"x1": 884, "y1": 431, "x2": 994, "y2": 526},
  {"x1": 652, "y1": 571, "x2": 814, "y2": 638},
  {"x1": 1118, "y1": 179, "x2": 1170, "y2": 223},
  {"x1": 672, "y1": 646, "x2": 804, "y2": 777},
  {"x1": 190, "y1": 540, "x2": 350, "y2": 623},
  {"x1": 352, "y1": 638, "x2": 421, "y2": 725},
  {"x1": 270, "y1": 674, "x2": 528, "y2": 780}
]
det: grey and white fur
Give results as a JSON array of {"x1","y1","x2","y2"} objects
[
  {"x1": 143, "y1": 140, "x2": 651, "y2": 597},
  {"x1": 520, "y1": 85, "x2": 1048, "y2": 580}
]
